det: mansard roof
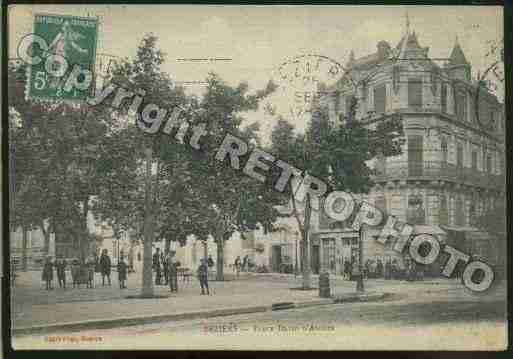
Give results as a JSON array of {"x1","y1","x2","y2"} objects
[{"x1": 448, "y1": 40, "x2": 469, "y2": 66}]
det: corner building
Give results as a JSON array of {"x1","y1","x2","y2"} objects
[{"x1": 311, "y1": 24, "x2": 505, "y2": 276}]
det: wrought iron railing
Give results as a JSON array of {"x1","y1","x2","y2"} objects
[{"x1": 373, "y1": 160, "x2": 504, "y2": 190}]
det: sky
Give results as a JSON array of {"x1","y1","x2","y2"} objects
[{"x1": 8, "y1": 4, "x2": 504, "y2": 142}]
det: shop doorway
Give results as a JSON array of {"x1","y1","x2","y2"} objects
[
  {"x1": 311, "y1": 245, "x2": 320, "y2": 274},
  {"x1": 271, "y1": 245, "x2": 282, "y2": 272}
]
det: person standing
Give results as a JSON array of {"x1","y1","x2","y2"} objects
[
  {"x1": 100, "y1": 249, "x2": 112, "y2": 286},
  {"x1": 153, "y1": 248, "x2": 162, "y2": 285},
  {"x1": 234, "y1": 256, "x2": 241, "y2": 278},
  {"x1": 85, "y1": 254, "x2": 96, "y2": 289},
  {"x1": 42, "y1": 256, "x2": 54, "y2": 290},
  {"x1": 168, "y1": 251, "x2": 178, "y2": 292},
  {"x1": 197, "y1": 259, "x2": 210, "y2": 295},
  {"x1": 118, "y1": 256, "x2": 128, "y2": 289},
  {"x1": 343, "y1": 259, "x2": 351, "y2": 280},
  {"x1": 55, "y1": 257, "x2": 67, "y2": 289}
]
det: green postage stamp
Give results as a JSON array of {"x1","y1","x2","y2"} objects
[{"x1": 27, "y1": 13, "x2": 98, "y2": 102}]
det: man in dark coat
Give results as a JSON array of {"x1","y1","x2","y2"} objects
[
  {"x1": 197, "y1": 259, "x2": 209, "y2": 295},
  {"x1": 153, "y1": 248, "x2": 162, "y2": 285},
  {"x1": 55, "y1": 257, "x2": 67, "y2": 289},
  {"x1": 42, "y1": 256, "x2": 54, "y2": 290},
  {"x1": 99, "y1": 249, "x2": 112, "y2": 286},
  {"x1": 167, "y1": 251, "x2": 178, "y2": 292}
]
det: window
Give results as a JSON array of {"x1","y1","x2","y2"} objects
[
  {"x1": 441, "y1": 83, "x2": 447, "y2": 113},
  {"x1": 322, "y1": 239, "x2": 336, "y2": 273},
  {"x1": 456, "y1": 91, "x2": 467, "y2": 122},
  {"x1": 345, "y1": 95, "x2": 354, "y2": 120},
  {"x1": 408, "y1": 135, "x2": 423, "y2": 176},
  {"x1": 441, "y1": 138, "x2": 448, "y2": 165},
  {"x1": 375, "y1": 196, "x2": 387, "y2": 213},
  {"x1": 374, "y1": 84, "x2": 386, "y2": 114},
  {"x1": 408, "y1": 79, "x2": 423, "y2": 108},
  {"x1": 455, "y1": 196, "x2": 464, "y2": 226},
  {"x1": 457, "y1": 144, "x2": 463, "y2": 168},
  {"x1": 469, "y1": 202, "x2": 476, "y2": 224},
  {"x1": 471, "y1": 151, "x2": 477, "y2": 171},
  {"x1": 407, "y1": 195, "x2": 425, "y2": 225},
  {"x1": 487, "y1": 154, "x2": 492, "y2": 173},
  {"x1": 439, "y1": 195, "x2": 448, "y2": 225}
]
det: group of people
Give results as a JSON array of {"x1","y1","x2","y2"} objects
[
  {"x1": 152, "y1": 248, "x2": 213, "y2": 295},
  {"x1": 340, "y1": 256, "x2": 424, "y2": 281},
  {"x1": 41, "y1": 249, "x2": 128, "y2": 290},
  {"x1": 233, "y1": 255, "x2": 253, "y2": 277},
  {"x1": 152, "y1": 248, "x2": 179, "y2": 292}
]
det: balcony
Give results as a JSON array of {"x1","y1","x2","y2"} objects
[{"x1": 373, "y1": 160, "x2": 504, "y2": 190}]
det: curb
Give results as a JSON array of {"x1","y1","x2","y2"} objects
[
  {"x1": 13, "y1": 293, "x2": 387, "y2": 336},
  {"x1": 13, "y1": 306, "x2": 269, "y2": 336},
  {"x1": 333, "y1": 292, "x2": 387, "y2": 303}
]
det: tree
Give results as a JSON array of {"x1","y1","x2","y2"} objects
[
  {"x1": 93, "y1": 34, "x2": 188, "y2": 297},
  {"x1": 8, "y1": 61, "x2": 112, "y2": 261},
  {"x1": 185, "y1": 74, "x2": 279, "y2": 280},
  {"x1": 269, "y1": 98, "x2": 403, "y2": 289}
]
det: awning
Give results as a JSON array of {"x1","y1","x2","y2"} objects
[{"x1": 412, "y1": 225, "x2": 447, "y2": 244}]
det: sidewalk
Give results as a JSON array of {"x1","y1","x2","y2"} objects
[
  {"x1": 12, "y1": 270, "x2": 334, "y2": 334},
  {"x1": 12, "y1": 270, "x2": 501, "y2": 335}
]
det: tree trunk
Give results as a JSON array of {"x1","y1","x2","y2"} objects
[
  {"x1": 203, "y1": 240, "x2": 208, "y2": 262},
  {"x1": 216, "y1": 237, "x2": 224, "y2": 281},
  {"x1": 301, "y1": 194, "x2": 312, "y2": 289},
  {"x1": 80, "y1": 197, "x2": 90, "y2": 261},
  {"x1": 165, "y1": 236, "x2": 171, "y2": 254},
  {"x1": 141, "y1": 146, "x2": 155, "y2": 297},
  {"x1": 21, "y1": 226, "x2": 28, "y2": 271},
  {"x1": 41, "y1": 221, "x2": 50, "y2": 257}
]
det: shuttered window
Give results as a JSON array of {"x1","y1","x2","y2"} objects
[
  {"x1": 456, "y1": 90, "x2": 467, "y2": 122},
  {"x1": 441, "y1": 138, "x2": 448, "y2": 165},
  {"x1": 408, "y1": 79, "x2": 423, "y2": 108},
  {"x1": 439, "y1": 195, "x2": 448, "y2": 226},
  {"x1": 441, "y1": 83, "x2": 447, "y2": 113},
  {"x1": 408, "y1": 135, "x2": 423, "y2": 176},
  {"x1": 374, "y1": 84, "x2": 386, "y2": 114},
  {"x1": 455, "y1": 197, "x2": 464, "y2": 226}
]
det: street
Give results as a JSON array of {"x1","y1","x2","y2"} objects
[{"x1": 12, "y1": 274, "x2": 507, "y2": 350}]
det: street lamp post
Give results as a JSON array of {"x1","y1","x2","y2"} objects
[
  {"x1": 356, "y1": 226, "x2": 365, "y2": 292},
  {"x1": 294, "y1": 232, "x2": 299, "y2": 276}
]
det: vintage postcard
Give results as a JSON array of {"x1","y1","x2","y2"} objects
[{"x1": 6, "y1": 4, "x2": 507, "y2": 351}]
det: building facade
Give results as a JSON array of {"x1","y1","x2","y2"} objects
[{"x1": 313, "y1": 21, "x2": 505, "y2": 275}]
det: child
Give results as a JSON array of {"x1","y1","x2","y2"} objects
[
  {"x1": 42, "y1": 256, "x2": 54, "y2": 290},
  {"x1": 118, "y1": 256, "x2": 128, "y2": 289},
  {"x1": 86, "y1": 255, "x2": 96, "y2": 289},
  {"x1": 197, "y1": 259, "x2": 210, "y2": 295}
]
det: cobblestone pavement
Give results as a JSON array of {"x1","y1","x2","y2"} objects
[{"x1": 11, "y1": 269, "x2": 503, "y2": 330}]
